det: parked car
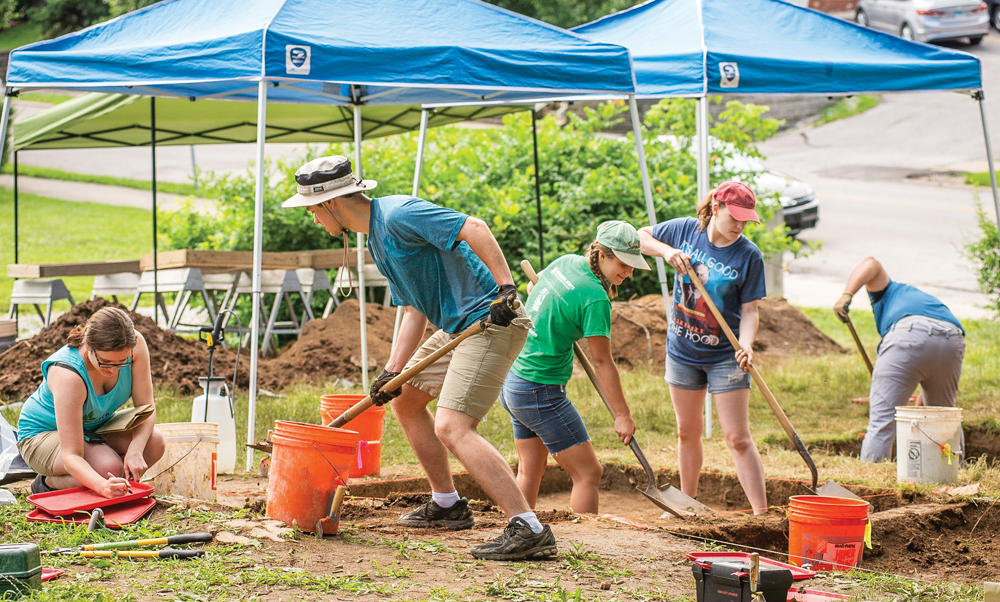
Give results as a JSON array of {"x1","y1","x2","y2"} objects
[
  {"x1": 989, "y1": 0, "x2": 1000, "y2": 30},
  {"x1": 855, "y1": 0, "x2": 991, "y2": 45}
]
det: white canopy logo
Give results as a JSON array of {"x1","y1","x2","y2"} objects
[
  {"x1": 286, "y1": 45, "x2": 311, "y2": 75},
  {"x1": 719, "y1": 62, "x2": 739, "y2": 89}
]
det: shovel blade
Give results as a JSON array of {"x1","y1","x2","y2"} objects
[
  {"x1": 639, "y1": 484, "x2": 718, "y2": 519},
  {"x1": 815, "y1": 480, "x2": 862, "y2": 500}
]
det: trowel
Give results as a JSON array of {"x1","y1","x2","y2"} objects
[{"x1": 521, "y1": 260, "x2": 714, "y2": 519}]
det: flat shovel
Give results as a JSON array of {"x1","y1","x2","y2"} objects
[
  {"x1": 683, "y1": 264, "x2": 859, "y2": 501},
  {"x1": 521, "y1": 260, "x2": 715, "y2": 518},
  {"x1": 844, "y1": 315, "x2": 873, "y2": 375}
]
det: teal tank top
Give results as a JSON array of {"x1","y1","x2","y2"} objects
[{"x1": 17, "y1": 345, "x2": 133, "y2": 442}]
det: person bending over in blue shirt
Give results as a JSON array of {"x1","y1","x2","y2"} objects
[
  {"x1": 834, "y1": 257, "x2": 965, "y2": 463},
  {"x1": 283, "y1": 155, "x2": 554, "y2": 561}
]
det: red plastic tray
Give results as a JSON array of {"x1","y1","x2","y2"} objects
[
  {"x1": 788, "y1": 587, "x2": 850, "y2": 601},
  {"x1": 41, "y1": 568, "x2": 64, "y2": 582},
  {"x1": 26, "y1": 497, "x2": 156, "y2": 529},
  {"x1": 27, "y1": 482, "x2": 154, "y2": 516},
  {"x1": 685, "y1": 551, "x2": 816, "y2": 581}
]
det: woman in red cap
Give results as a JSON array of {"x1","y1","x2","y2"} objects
[{"x1": 638, "y1": 181, "x2": 768, "y2": 514}]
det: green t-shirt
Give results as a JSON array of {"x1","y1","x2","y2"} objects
[{"x1": 512, "y1": 254, "x2": 612, "y2": 385}]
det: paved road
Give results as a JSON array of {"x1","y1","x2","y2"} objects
[{"x1": 759, "y1": 32, "x2": 1000, "y2": 319}]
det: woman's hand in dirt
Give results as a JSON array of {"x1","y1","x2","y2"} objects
[
  {"x1": 735, "y1": 345, "x2": 754, "y2": 372},
  {"x1": 664, "y1": 249, "x2": 692, "y2": 274},
  {"x1": 615, "y1": 414, "x2": 636, "y2": 445},
  {"x1": 101, "y1": 474, "x2": 130, "y2": 498},
  {"x1": 123, "y1": 448, "x2": 148, "y2": 482}
]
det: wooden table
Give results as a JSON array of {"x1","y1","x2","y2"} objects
[
  {"x1": 7, "y1": 260, "x2": 141, "y2": 279},
  {"x1": 138, "y1": 249, "x2": 374, "y2": 272}
]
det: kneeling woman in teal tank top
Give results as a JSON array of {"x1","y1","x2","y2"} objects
[
  {"x1": 499, "y1": 221, "x2": 650, "y2": 514},
  {"x1": 17, "y1": 307, "x2": 164, "y2": 498}
]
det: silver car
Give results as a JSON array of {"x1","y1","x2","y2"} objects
[{"x1": 855, "y1": 0, "x2": 991, "y2": 45}]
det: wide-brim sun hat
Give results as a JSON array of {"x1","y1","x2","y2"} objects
[
  {"x1": 596, "y1": 220, "x2": 650, "y2": 271},
  {"x1": 282, "y1": 155, "x2": 377, "y2": 208}
]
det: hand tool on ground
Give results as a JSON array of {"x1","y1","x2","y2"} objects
[
  {"x1": 44, "y1": 532, "x2": 214, "y2": 556},
  {"x1": 325, "y1": 297, "x2": 521, "y2": 429},
  {"x1": 843, "y1": 315, "x2": 873, "y2": 375},
  {"x1": 315, "y1": 484, "x2": 349, "y2": 539},
  {"x1": 683, "y1": 264, "x2": 859, "y2": 500},
  {"x1": 520, "y1": 260, "x2": 714, "y2": 518}
]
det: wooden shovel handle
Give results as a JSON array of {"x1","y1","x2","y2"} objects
[
  {"x1": 326, "y1": 300, "x2": 518, "y2": 429},
  {"x1": 845, "y1": 317, "x2": 873, "y2": 375},
  {"x1": 683, "y1": 264, "x2": 818, "y2": 489}
]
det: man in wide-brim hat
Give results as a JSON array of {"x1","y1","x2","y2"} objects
[{"x1": 284, "y1": 155, "x2": 557, "y2": 561}]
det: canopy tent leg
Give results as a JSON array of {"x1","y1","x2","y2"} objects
[
  {"x1": 0, "y1": 93, "x2": 11, "y2": 328},
  {"x1": 696, "y1": 98, "x2": 706, "y2": 201},
  {"x1": 975, "y1": 91, "x2": 1000, "y2": 237},
  {"x1": 532, "y1": 107, "x2": 544, "y2": 267},
  {"x1": 151, "y1": 97, "x2": 159, "y2": 325},
  {"x1": 246, "y1": 79, "x2": 268, "y2": 472},
  {"x1": 353, "y1": 104, "x2": 370, "y2": 392},
  {"x1": 392, "y1": 108, "x2": 431, "y2": 352},
  {"x1": 628, "y1": 95, "x2": 671, "y2": 318},
  {"x1": 696, "y1": 95, "x2": 712, "y2": 439},
  {"x1": 13, "y1": 151, "x2": 18, "y2": 329}
]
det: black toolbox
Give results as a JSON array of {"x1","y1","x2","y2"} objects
[{"x1": 692, "y1": 559, "x2": 793, "y2": 602}]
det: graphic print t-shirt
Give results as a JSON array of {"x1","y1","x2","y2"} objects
[{"x1": 650, "y1": 217, "x2": 766, "y2": 366}]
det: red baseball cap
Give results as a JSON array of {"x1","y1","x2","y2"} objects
[{"x1": 714, "y1": 181, "x2": 760, "y2": 223}]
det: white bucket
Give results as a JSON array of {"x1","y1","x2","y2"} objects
[
  {"x1": 895, "y1": 406, "x2": 963, "y2": 485},
  {"x1": 191, "y1": 377, "x2": 236, "y2": 474},
  {"x1": 144, "y1": 422, "x2": 220, "y2": 500}
]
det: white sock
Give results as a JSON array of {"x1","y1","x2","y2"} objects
[
  {"x1": 432, "y1": 490, "x2": 461, "y2": 508},
  {"x1": 515, "y1": 512, "x2": 545, "y2": 534}
]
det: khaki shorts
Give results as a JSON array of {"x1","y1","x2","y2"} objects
[
  {"x1": 405, "y1": 306, "x2": 531, "y2": 421},
  {"x1": 17, "y1": 431, "x2": 62, "y2": 477}
]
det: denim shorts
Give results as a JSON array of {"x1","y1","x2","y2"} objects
[
  {"x1": 665, "y1": 354, "x2": 750, "y2": 394},
  {"x1": 498, "y1": 372, "x2": 591, "y2": 455}
]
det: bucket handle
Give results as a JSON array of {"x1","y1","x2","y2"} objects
[
  {"x1": 312, "y1": 444, "x2": 351, "y2": 496},
  {"x1": 910, "y1": 420, "x2": 962, "y2": 462},
  {"x1": 141, "y1": 434, "x2": 205, "y2": 483}
]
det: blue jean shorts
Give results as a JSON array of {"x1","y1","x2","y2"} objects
[
  {"x1": 498, "y1": 372, "x2": 591, "y2": 455},
  {"x1": 665, "y1": 354, "x2": 750, "y2": 394}
]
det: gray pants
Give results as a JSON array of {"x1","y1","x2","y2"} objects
[{"x1": 860, "y1": 316, "x2": 965, "y2": 462}]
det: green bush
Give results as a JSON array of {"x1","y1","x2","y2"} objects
[
  {"x1": 159, "y1": 98, "x2": 797, "y2": 300},
  {"x1": 27, "y1": 0, "x2": 108, "y2": 37},
  {"x1": 965, "y1": 201, "x2": 1000, "y2": 316}
]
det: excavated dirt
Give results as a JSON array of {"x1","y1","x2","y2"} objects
[
  {"x1": 609, "y1": 295, "x2": 847, "y2": 369},
  {"x1": 1, "y1": 294, "x2": 845, "y2": 402}
]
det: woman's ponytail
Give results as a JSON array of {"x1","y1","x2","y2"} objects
[
  {"x1": 587, "y1": 241, "x2": 618, "y2": 300},
  {"x1": 696, "y1": 190, "x2": 716, "y2": 231}
]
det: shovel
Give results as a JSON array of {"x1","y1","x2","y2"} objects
[
  {"x1": 683, "y1": 264, "x2": 858, "y2": 500},
  {"x1": 326, "y1": 299, "x2": 519, "y2": 429},
  {"x1": 520, "y1": 260, "x2": 715, "y2": 518},
  {"x1": 844, "y1": 316, "x2": 873, "y2": 375}
]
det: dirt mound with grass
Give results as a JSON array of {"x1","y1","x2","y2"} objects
[{"x1": 609, "y1": 295, "x2": 847, "y2": 369}]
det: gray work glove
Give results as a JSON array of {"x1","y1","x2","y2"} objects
[{"x1": 833, "y1": 292, "x2": 854, "y2": 324}]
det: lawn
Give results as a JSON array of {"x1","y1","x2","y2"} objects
[
  {"x1": 965, "y1": 170, "x2": 998, "y2": 187},
  {"x1": 813, "y1": 95, "x2": 882, "y2": 127},
  {"x1": 0, "y1": 189, "x2": 154, "y2": 311},
  {"x1": 0, "y1": 21, "x2": 43, "y2": 50}
]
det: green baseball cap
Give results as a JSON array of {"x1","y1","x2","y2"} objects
[{"x1": 596, "y1": 221, "x2": 650, "y2": 271}]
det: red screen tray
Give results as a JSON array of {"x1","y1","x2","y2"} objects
[
  {"x1": 685, "y1": 551, "x2": 817, "y2": 581},
  {"x1": 788, "y1": 587, "x2": 851, "y2": 601},
  {"x1": 27, "y1": 497, "x2": 156, "y2": 529},
  {"x1": 27, "y1": 482, "x2": 154, "y2": 516}
]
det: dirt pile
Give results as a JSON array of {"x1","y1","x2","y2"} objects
[{"x1": 609, "y1": 295, "x2": 847, "y2": 369}]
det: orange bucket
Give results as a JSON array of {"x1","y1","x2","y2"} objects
[
  {"x1": 320, "y1": 394, "x2": 385, "y2": 478},
  {"x1": 265, "y1": 420, "x2": 358, "y2": 534},
  {"x1": 787, "y1": 495, "x2": 870, "y2": 571}
]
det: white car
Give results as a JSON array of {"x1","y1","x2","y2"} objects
[{"x1": 855, "y1": 0, "x2": 991, "y2": 45}]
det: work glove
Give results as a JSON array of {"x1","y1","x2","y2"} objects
[
  {"x1": 833, "y1": 292, "x2": 854, "y2": 324},
  {"x1": 488, "y1": 284, "x2": 518, "y2": 328},
  {"x1": 370, "y1": 369, "x2": 402, "y2": 406}
]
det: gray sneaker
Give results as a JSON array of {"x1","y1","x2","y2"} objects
[
  {"x1": 397, "y1": 497, "x2": 474, "y2": 530},
  {"x1": 470, "y1": 517, "x2": 558, "y2": 561}
]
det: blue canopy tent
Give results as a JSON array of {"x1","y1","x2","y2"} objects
[
  {"x1": 575, "y1": 0, "x2": 999, "y2": 285},
  {"x1": 0, "y1": 0, "x2": 637, "y2": 470},
  {"x1": 575, "y1": 0, "x2": 998, "y2": 440}
]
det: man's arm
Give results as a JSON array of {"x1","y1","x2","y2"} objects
[
  {"x1": 834, "y1": 257, "x2": 890, "y2": 322},
  {"x1": 384, "y1": 306, "x2": 429, "y2": 373},
  {"x1": 455, "y1": 217, "x2": 514, "y2": 287}
]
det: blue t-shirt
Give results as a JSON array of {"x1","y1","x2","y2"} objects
[
  {"x1": 868, "y1": 281, "x2": 964, "y2": 337},
  {"x1": 367, "y1": 195, "x2": 498, "y2": 334},
  {"x1": 17, "y1": 345, "x2": 133, "y2": 442},
  {"x1": 651, "y1": 217, "x2": 767, "y2": 366}
]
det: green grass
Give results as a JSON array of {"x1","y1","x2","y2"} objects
[
  {"x1": 18, "y1": 92, "x2": 77, "y2": 105},
  {"x1": 813, "y1": 94, "x2": 882, "y2": 126},
  {"x1": 1, "y1": 164, "x2": 200, "y2": 196},
  {"x1": 0, "y1": 21, "x2": 43, "y2": 50},
  {"x1": 0, "y1": 189, "x2": 154, "y2": 311},
  {"x1": 965, "y1": 170, "x2": 998, "y2": 187}
]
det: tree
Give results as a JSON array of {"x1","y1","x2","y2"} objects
[
  {"x1": 105, "y1": 0, "x2": 161, "y2": 18},
  {"x1": 28, "y1": 0, "x2": 108, "y2": 37},
  {"x1": 484, "y1": 0, "x2": 641, "y2": 28}
]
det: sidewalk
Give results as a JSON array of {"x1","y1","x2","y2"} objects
[{"x1": 0, "y1": 175, "x2": 214, "y2": 212}]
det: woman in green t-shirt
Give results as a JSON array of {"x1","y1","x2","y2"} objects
[{"x1": 499, "y1": 221, "x2": 650, "y2": 514}]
